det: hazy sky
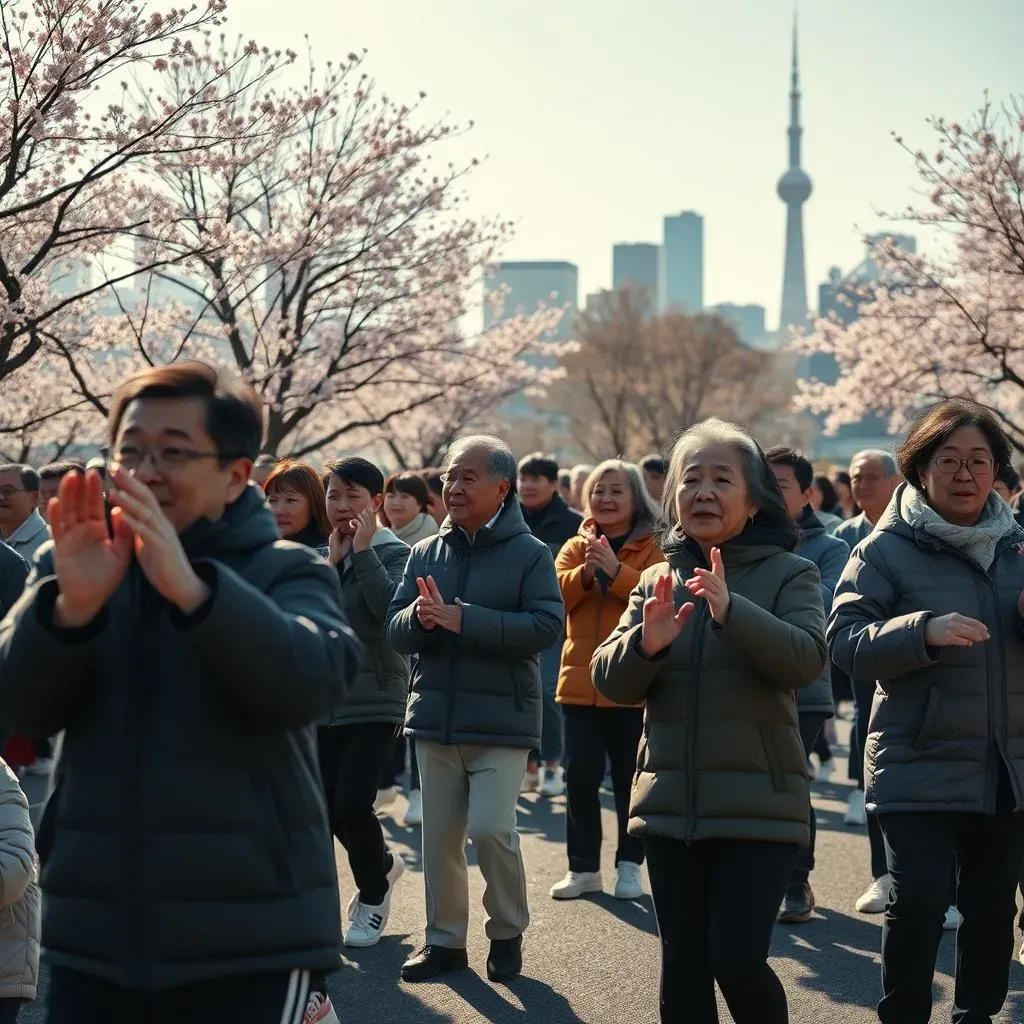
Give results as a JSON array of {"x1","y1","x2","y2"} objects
[{"x1": 233, "y1": 0, "x2": 1022, "y2": 328}]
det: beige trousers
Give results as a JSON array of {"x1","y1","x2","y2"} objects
[{"x1": 416, "y1": 741, "x2": 530, "y2": 948}]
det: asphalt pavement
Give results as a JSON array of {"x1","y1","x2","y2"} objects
[{"x1": 19, "y1": 720, "x2": 1024, "y2": 1022}]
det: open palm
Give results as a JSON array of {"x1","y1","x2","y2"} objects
[
  {"x1": 51, "y1": 471, "x2": 132, "y2": 625},
  {"x1": 641, "y1": 572, "x2": 695, "y2": 657}
]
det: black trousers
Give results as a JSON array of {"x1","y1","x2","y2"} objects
[
  {"x1": 46, "y1": 967, "x2": 328, "y2": 1024},
  {"x1": 0, "y1": 999, "x2": 22, "y2": 1023},
  {"x1": 876, "y1": 771, "x2": 1024, "y2": 1024},
  {"x1": 790, "y1": 712, "x2": 827, "y2": 890},
  {"x1": 563, "y1": 705, "x2": 644, "y2": 873},
  {"x1": 317, "y1": 722, "x2": 398, "y2": 906},
  {"x1": 644, "y1": 836, "x2": 798, "y2": 1024}
]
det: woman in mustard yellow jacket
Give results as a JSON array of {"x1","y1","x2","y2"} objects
[{"x1": 550, "y1": 459, "x2": 665, "y2": 902}]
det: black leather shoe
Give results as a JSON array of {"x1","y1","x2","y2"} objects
[
  {"x1": 486, "y1": 935, "x2": 523, "y2": 983},
  {"x1": 401, "y1": 945, "x2": 469, "y2": 982}
]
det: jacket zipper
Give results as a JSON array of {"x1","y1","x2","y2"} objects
[
  {"x1": 685, "y1": 579, "x2": 709, "y2": 843},
  {"x1": 446, "y1": 539, "x2": 473, "y2": 744}
]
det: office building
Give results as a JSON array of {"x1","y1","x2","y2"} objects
[
  {"x1": 612, "y1": 243, "x2": 659, "y2": 308},
  {"x1": 483, "y1": 260, "x2": 579, "y2": 342},
  {"x1": 661, "y1": 212, "x2": 704, "y2": 313},
  {"x1": 709, "y1": 303, "x2": 766, "y2": 346}
]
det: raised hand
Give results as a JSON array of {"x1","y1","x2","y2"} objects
[
  {"x1": 924, "y1": 612, "x2": 990, "y2": 648},
  {"x1": 640, "y1": 572, "x2": 694, "y2": 658},
  {"x1": 585, "y1": 534, "x2": 621, "y2": 579},
  {"x1": 109, "y1": 467, "x2": 209, "y2": 614},
  {"x1": 350, "y1": 507, "x2": 378, "y2": 553},
  {"x1": 685, "y1": 546, "x2": 731, "y2": 624},
  {"x1": 414, "y1": 576, "x2": 462, "y2": 633},
  {"x1": 51, "y1": 469, "x2": 132, "y2": 627},
  {"x1": 327, "y1": 525, "x2": 351, "y2": 566}
]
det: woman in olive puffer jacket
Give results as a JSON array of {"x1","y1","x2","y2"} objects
[{"x1": 592, "y1": 419, "x2": 826, "y2": 1024}]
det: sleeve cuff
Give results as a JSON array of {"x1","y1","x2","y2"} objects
[
  {"x1": 169, "y1": 563, "x2": 218, "y2": 630},
  {"x1": 36, "y1": 579, "x2": 108, "y2": 644},
  {"x1": 632, "y1": 626, "x2": 670, "y2": 662}
]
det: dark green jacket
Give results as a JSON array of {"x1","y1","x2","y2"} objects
[
  {"x1": 322, "y1": 528, "x2": 410, "y2": 726},
  {"x1": 829, "y1": 483, "x2": 1024, "y2": 815},
  {"x1": 0, "y1": 486, "x2": 361, "y2": 990},
  {"x1": 385, "y1": 500, "x2": 564, "y2": 749},
  {"x1": 592, "y1": 531, "x2": 827, "y2": 847}
]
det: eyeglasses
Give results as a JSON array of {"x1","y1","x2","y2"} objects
[
  {"x1": 931, "y1": 455, "x2": 994, "y2": 476},
  {"x1": 104, "y1": 445, "x2": 244, "y2": 471},
  {"x1": 0, "y1": 487, "x2": 28, "y2": 500}
]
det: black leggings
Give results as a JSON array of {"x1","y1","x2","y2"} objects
[
  {"x1": 644, "y1": 835, "x2": 797, "y2": 1024},
  {"x1": 317, "y1": 722, "x2": 398, "y2": 906}
]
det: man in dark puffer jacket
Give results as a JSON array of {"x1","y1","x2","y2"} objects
[{"x1": 0, "y1": 363, "x2": 360, "y2": 1024}]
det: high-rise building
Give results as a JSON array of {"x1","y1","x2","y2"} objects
[
  {"x1": 776, "y1": 16, "x2": 813, "y2": 336},
  {"x1": 612, "y1": 243, "x2": 660, "y2": 308},
  {"x1": 483, "y1": 260, "x2": 579, "y2": 342},
  {"x1": 708, "y1": 303, "x2": 766, "y2": 346},
  {"x1": 661, "y1": 212, "x2": 703, "y2": 313}
]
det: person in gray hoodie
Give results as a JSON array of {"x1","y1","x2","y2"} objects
[
  {"x1": 318, "y1": 457, "x2": 411, "y2": 951},
  {"x1": 767, "y1": 446, "x2": 849, "y2": 925},
  {"x1": 829, "y1": 399, "x2": 1024, "y2": 1024}
]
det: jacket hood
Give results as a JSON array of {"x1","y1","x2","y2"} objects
[
  {"x1": 179, "y1": 483, "x2": 282, "y2": 558},
  {"x1": 439, "y1": 498, "x2": 531, "y2": 549},
  {"x1": 661, "y1": 518, "x2": 788, "y2": 568},
  {"x1": 370, "y1": 526, "x2": 407, "y2": 552}
]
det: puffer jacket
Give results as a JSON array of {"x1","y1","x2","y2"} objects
[
  {"x1": 386, "y1": 500, "x2": 564, "y2": 749},
  {"x1": 0, "y1": 760, "x2": 39, "y2": 1000},
  {"x1": 828, "y1": 482, "x2": 1024, "y2": 815},
  {"x1": 321, "y1": 528, "x2": 410, "y2": 726},
  {"x1": 591, "y1": 527, "x2": 827, "y2": 847},
  {"x1": 556, "y1": 520, "x2": 665, "y2": 708},
  {"x1": 794, "y1": 506, "x2": 849, "y2": 716},
  {"x1": 0, "y1": 485, "x2": 361, "y2": 990}
]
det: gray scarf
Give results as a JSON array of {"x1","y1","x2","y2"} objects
[{"x1": 900, "y1": 486, "x2": 1019, "y2": 570}]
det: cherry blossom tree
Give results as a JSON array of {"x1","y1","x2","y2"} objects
[
  {"x1": 0, "y1": 0, "x2": 287, "y2": 396},
  {"x1": 5, "y1": 37, "x2": 566, "y2": 460},
  {"x1": 794, "y1": 98, "x2": 1024, "y2": 447}
]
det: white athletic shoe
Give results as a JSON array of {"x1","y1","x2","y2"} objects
[
  {"x1": 374, "y1": 786, "x2": 398, "y2": 814},
  {"x1": 815, "y1": 758, "x2": 836, "y2": 782},
  {"x1": 404, "y1": 789, "x2": 422, "y2": 826},
  {"x1": 538, "y1": 766, "x2": 566, "y2": 798},
  {"x1": 550, "y1": 871, "x2": 603, "y2": 900},
  {"x1": 943, "y1": 905, "x2": 963, "y2": 931},
  {"x1": 347, "y1": 850, "x2": 406, "y2": 921},
  {"x1": 855, "y1": 874, "x2": 893, "y2": 914},
  {"x1": 806, "y1": 759, "x2": 817, "y2": 780},
  {"x1": 343, "y1": 853, "x2": 405, "y2": 947},
  {"x1": 614, "y1": 862, "x2": 644, "y2": 900},
  {"x1": 844, "y1": 789, "x2": 868, "y2": 826}
]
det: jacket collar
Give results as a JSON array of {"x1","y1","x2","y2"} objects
[{"x1": 6, "y1": 508, "x2": 48, "y2": 547}]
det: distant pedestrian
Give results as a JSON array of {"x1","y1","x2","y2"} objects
[
  {"x1": 640, "y1": 454, "x2": 666, "y2": 502},
  {"x1": 0, "y1": 361, "x2": 359, "y2": 1024},
  {"x1": 387, "y1": 436, "x2": 563, "y2": 985},
  {"x1": 592, "y1": 418, "x2": 826, "y2": 1024},
  {"x1": 568, "y1": 465, "x2": 594, "y2": 512},
  {"x1": 809, "y1": 474, "x2": 844, "y2": 531},
  {"x1": 37, "y1": 461, "x2": 86, "y2": 523},
  {"x1": 550, "y1": 460, "x2": 663, "y2": 904},
  {"x1": 0, "y1": 467, "x2": 48, "y2": 563},
  {"x1": 518, "y1": 452, "x2": 582, "y2": 797},
  {"x1": 419, "y1": 468, "x2": 446, "y2": 527}
]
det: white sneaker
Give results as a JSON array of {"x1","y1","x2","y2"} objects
[
  {"x1": 347, "y1": 850, "x2": 405, "y2": 922},
  {"x1": 855, "y1": 874, "x2": 893, "y2": 914},
  {"x1": 550, "y1": 870, "x2": 603, "y2": 900},
  {"x1": 304, "y1": 991, "x2": 340, "y2": 1023},
  {"x1": 806, "y1": 759, "x2": 817, "y2": 780},
  {"x1": 344, "y1": 853, "x2": 404, "y2": 946},
  {"x1": 538, "y1": 766, "x2": 566, "y2": 798},
  {"x1": 404, "y1": 789, "x2": 422, "y2": 826},
  {"x1": 22, "y1": 757, "x2": 54, "y2": 777},
  {"x1": 614, "y1": 862, "x2": 644, "y2": 900},
  {"x1": 844, "y1": 789, "x2": 867, "y2": 826},
  {"x1": 374, "y1": 786, "x2": 398, "y2": 814},
  {"x1": 943, "y1": 905, "x2": 963, "y2": 931},
  {"x1": 816, "y1": 758, "x2": 835, "y2": 782},
  {"x1": 521, "y1": 770, "x2": 540, "y2": 794}
]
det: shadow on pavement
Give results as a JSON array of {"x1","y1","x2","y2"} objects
[{"x1": 442, "y1": 967, "x2": 583, "y2": 1023}]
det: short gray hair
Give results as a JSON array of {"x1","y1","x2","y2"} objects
[
  {"x1": 583, "y1": 459, "x2": 662, "y2": 534},
  {"x1": 444, "y1": 434, "x2": 518, "y2": 503},
  {"x1": 851, "y1": 449, "x2": 898, "y2": 477}
]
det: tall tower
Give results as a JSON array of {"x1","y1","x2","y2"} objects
[{"x1": 776, "y1": 15, "x2": 812, "y2": 335}]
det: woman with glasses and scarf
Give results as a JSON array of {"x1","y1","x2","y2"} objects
[{"x1": 829, "y1": 398, "x2": 1024, "y2": 1024}]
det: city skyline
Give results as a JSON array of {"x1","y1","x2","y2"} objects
[{"x1": 235, "y1": 1, "x2": 1023, "y2": 327}]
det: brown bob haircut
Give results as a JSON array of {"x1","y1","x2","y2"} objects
[
  {"x1": 107, "y1": 361, "x2": 264, "y2": 462},
  {"x1": 379, "y1": 471, "x2": 429, "y2": 527},
  {"x1": 262, "y1": 460, "x2": 331, "y2": 538},
  {"x1": 896, "y1": 397, "x2": 1013, "y2": 491}
]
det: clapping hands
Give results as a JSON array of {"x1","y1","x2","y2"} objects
[
  {"x1": 685, "y1": 546, "x2": 731, "y2": 624},
  {"x1": 415, "y1": 575, "x2": 463, "y2": 634}
]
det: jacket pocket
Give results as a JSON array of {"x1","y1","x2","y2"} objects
[
  {"x1": 759, "y1": 725, "x2": 786, "y2": 792},
  {"x1": 913, "y1": 688, "x2": 942, "y2": 751},
  {"x1": 256, "y1": 785, "x2": 294, "y2": 890}
]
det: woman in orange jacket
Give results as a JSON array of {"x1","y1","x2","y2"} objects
[{"x1": 549, "y1": 459, "x2": 665, "y2": 902}]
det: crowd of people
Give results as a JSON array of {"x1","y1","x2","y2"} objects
[{"x1": 0, "y1": 360, "x2": 1023, "y2": 1023}]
